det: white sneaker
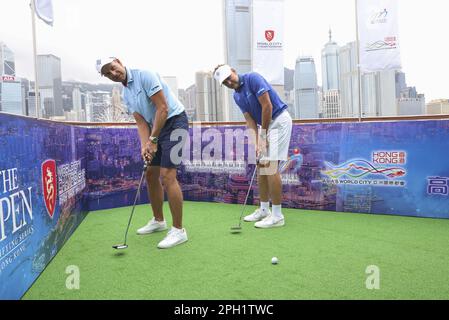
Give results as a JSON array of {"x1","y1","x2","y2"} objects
[
  {"x1": 244, "y1": 208, "x2": 270, "y2": 222},
  {"x1": 137, "y1": 218, "x2": 168, "y2": 235},
  {"x1": 255, "y1": 214, "x2": 285, "y2": 229},
  {"x1": 157, "y1": 227, "x2": 188, "y2": 249}
]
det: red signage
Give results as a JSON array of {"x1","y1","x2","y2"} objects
[
  {"x1": 42, "y1": 160, "x2": 57, "y2": 218},
  {"x1": 1, "y1": 75, "x2": 15, "y2": 81},
  {"x1": 265, "y1": 30, "x2": 275, "y2": 42}
]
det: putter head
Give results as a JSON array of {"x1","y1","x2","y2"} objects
[
  {"x1": 230, "y1": 226, "x2": 242, "y2": 234},
  {"x1": 112, "y1": 244, "x2": 128, "y2": 250}
]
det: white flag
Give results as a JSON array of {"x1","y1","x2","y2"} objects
[
  {"x1": 34, "y1": 0, "x2": 54, "y2": 26},
  {"x1": 357, "y1": 0, "x2": 401, "y2": 72},
  {"x1": 252, "y1": 0, "x2": 284, "y2": 85}
]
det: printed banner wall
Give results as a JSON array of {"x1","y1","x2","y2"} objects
[
  {"x1": 357, "y1": 0, "x2": 401, "y2": 72},
  {"x1": 0, "y1": 113, "x2": 88, "y2": 300},
  {"x1": 252, "y1": 0, "x2": 284, "y2": 85},
  {"x1": 2, "y1": 113, "x2": 449, "y2": 299},
  {"x1": 85, "y1": 127, "x2": 150, "y2": 212},
  {"x1": 86, "y1": 120, "x2": 449, "y2": 219}
]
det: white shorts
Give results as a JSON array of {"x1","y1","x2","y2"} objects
[{"x1": 261, "y1": 111, "x2": 293, "y2": 161}]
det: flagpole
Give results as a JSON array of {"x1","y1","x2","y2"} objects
[
  {"x1": 31, "y1": 0, "x2": 40, "y2": 118},
  {"x1": 355, "y1": 0, "x2": 362, "y2": 122}
]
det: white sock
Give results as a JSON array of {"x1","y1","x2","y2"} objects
[
  {"x1": 172, "y1": 226, "x2": 183, "y2": 233},
  {"x1": 260, "y1": 202, "x2": 270, "y2": 212},
  {"x1": 272, "y1": 205, "x2": 283, "y2": 218}
]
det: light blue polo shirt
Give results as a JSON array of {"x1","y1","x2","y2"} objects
[{"x1": 122, "y1": 68, "x2": 185, "y2": 124}]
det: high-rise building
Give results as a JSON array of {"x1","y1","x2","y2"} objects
[
  {"x1": 321, "y1": 30, "x2": 340, "y2": 92},
  {"x1": 426, "y1": 99, "x2": 449, "y2": 115},
  {"x1": 361, "y1": 70, "x2": 396, "y2": 117},
  {"x1": 0, "y1": 77, "x2": 23, "y2": 115},
  {"x1": 20, "y1": 78, "x2": 30, "y2": 116},
  {"x1": 27, "y1": 91, "x2": 40, "y2": 117},
  {"x1": 395, "y1": 71, "x2": 407, "y2": 98},
  {"x1": 85, "y1": 92, "x2": 93, "y2": 122},
  {"x1": 89, "y1": 91, "x2": 111, "y2": 122},
  {"x1": 162, "y1": 76, "x2": 179, "y2": 99},
  {"x1": 0, "y1": 42, "x2": 15, "y2": 76},
  {"x1": 0, "y1": 44, "x2": 23, "y2": 115},
  {"x1": 224, "y1": 0, "x2": 251, "y2": 121},
  {"x1": 72, "y1": 87, "x2": 82, "y2": 119},
  {"x1": 322, "y1": 90, "x2": 341, "y2": 119},
  {"x1": 339, "y1": 39, "x2": 425, "y2": 118},
  {"x1": 339, "y1": 41, "x2": 360, "y2": 118},
  {"x1": 179, "y1": 85, "x2": 197, "y2": 121},
  {"x1": 195, "y1": 71, "x2": 226, "y2": 122},
  {"x1": 398, "y1": 95, "x2": 425, "y2": 116},
  {"x1": 294, "y1": 56, "x2": 319, "y2": 119},
  {"x1": 362, "y1": 70, "x2": 422, "y2": 117},
  {"x1": 37, "y1": 54, "x2": 63, "y2": 118}
]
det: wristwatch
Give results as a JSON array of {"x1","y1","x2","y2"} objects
[{"x1": 149, "y1": 136, "x2": 158, "y2": 144}]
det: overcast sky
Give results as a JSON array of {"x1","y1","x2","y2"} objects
[{"x1": 0, "y1": 0, "x2": 447, "y2": 100}]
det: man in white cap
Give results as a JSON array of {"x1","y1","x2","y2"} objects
[
  {"x1": 214, "y1": 64, "x2": 293, "y2": 228},
  {"x1": 96, "y1": 57, "x2": 189, "y2": 249}
]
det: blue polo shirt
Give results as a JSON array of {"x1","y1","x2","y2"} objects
[
  {"x1": 122, "y1": 68, "x2": 185, "y2": 124},
  {"x1": 233, "y1": 72, "x2": 288, "y2": 126}
]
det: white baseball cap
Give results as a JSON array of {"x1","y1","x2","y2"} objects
[
  {"x1": 96, "y1": 57, "x2": 117, "y2": 74},
  {"x1": 213, "y1": 64, "x2": 232, "y2": 84}
]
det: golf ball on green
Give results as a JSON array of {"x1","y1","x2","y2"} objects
[{"x1": 271, "y1": 257, "x2": 279, "y2": 264}]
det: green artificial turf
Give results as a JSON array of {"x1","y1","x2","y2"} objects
[{"x1": 23, "y1": 201, "x2": 449, "y2": 300}]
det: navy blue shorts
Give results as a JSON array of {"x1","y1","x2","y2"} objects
[{"x1": 150, "y1": 112, "x2": 189, "y2": 169}]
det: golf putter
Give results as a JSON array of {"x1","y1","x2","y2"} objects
[
  {"x1": 113, "y1": 161, "x2": 150, "y2": 250},
  {"x1": 230, "y1": 159, "x2": 260, "y2": 234}
]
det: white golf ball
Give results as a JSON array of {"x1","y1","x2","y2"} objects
[{"x1": 271, "y1": 257, "x2": 279, "y2": 265}]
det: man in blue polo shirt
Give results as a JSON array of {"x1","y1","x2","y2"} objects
[
  {"x1": 96, "y1": 57, "x2": 188, "y2": 249},
  {"x1": 214, "y1": 65, "x2": 293, "y2": 228}
]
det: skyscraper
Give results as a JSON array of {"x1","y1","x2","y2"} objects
[
  {"x1": 195, "y1": 71, "x2": 226, "y2": 122},
  {"x1": 294, "y1": 56, "x2": 319, "y2": 119},
  {"x1": 37, "y1": 54, "x2": 63, "y2": 119},
  {"x1": 224, "y1": 0, "x2": 251, "y2": 121},
  {"x1": 321, "y1": 30, "x2": 340, "y2": 92},
  {"x1": 362, "y1": 70, "x2": 409, "y2": 117},
  {"x1": 72, "y1": 86, "x2": 87, "y2": 121},
  {"x1": 0, "y1": 42, "x2": 15, "y2": 76},
  {"x1": 426, "y1": 99, "x2": 449, "y2": 115},
  {"x1": 398, "y1": 96, "x2": 425, "y2": 116},
  {"x1": 162, "y1": 76, "x2": 179, "y2": 99},
  {"x1": 339, "y1": 41, "x2": 359, "y2": 118},
  {"x1": 179, "y1": 85, "x2": 197, "y2": 121},
  {"x1": 0, "y1": 78, "x2": 23, "y2": 115},
  {"x1": 322, "y1": 90, "x2": 341, "y2": 119},
  {"x1": 0, "y1": 43, "x2": 23, "y2": 115}
]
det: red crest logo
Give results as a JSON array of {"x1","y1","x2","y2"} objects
[
  {"x1": 42, "y1": 160, "x2": 57, "y2": 218},
  {"x1": 265, "y1": 30, "x2": 275, "y2": 42}
]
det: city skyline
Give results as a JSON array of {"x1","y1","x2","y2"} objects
[
  {"x1": 0, "y1": 32, "x2": 441, "y2": 121},
  {"x1": 0, "y1": 0, "x2": 447, "y2": 102}
]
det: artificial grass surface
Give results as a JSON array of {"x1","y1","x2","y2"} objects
[{"x1": 23, "y1": 201, "x2": 449, "y2": 300}]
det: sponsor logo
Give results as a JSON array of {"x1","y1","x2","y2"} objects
[
  {"x1": 321, "y1": 151, "x2": 407, "y2": 187},
  {"x1": 372, "y1": 151, "x2": 405, "y2": 164},
  {"x1": 42, "y1": 160, "x2": 57, "y2": 218},
  {"x1": 265, "y1": 30, "x2": 275, "y2": 42},
  {"x1": 370, "y1": 8, "x2": 388, "y2": 24},
  {"x1": 1, "y1": 75, "x2": 15, "y2": 81},
  {"x1": 257, "y1": 30, "x2": 282, "y2": 50},
  {"x1": 366, "y1": 37, "x2": 397, "y2": 51}
]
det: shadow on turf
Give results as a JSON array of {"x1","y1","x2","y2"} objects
[{"x1": 112, "y1": 252, "x2": 127, "y2": 257}]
